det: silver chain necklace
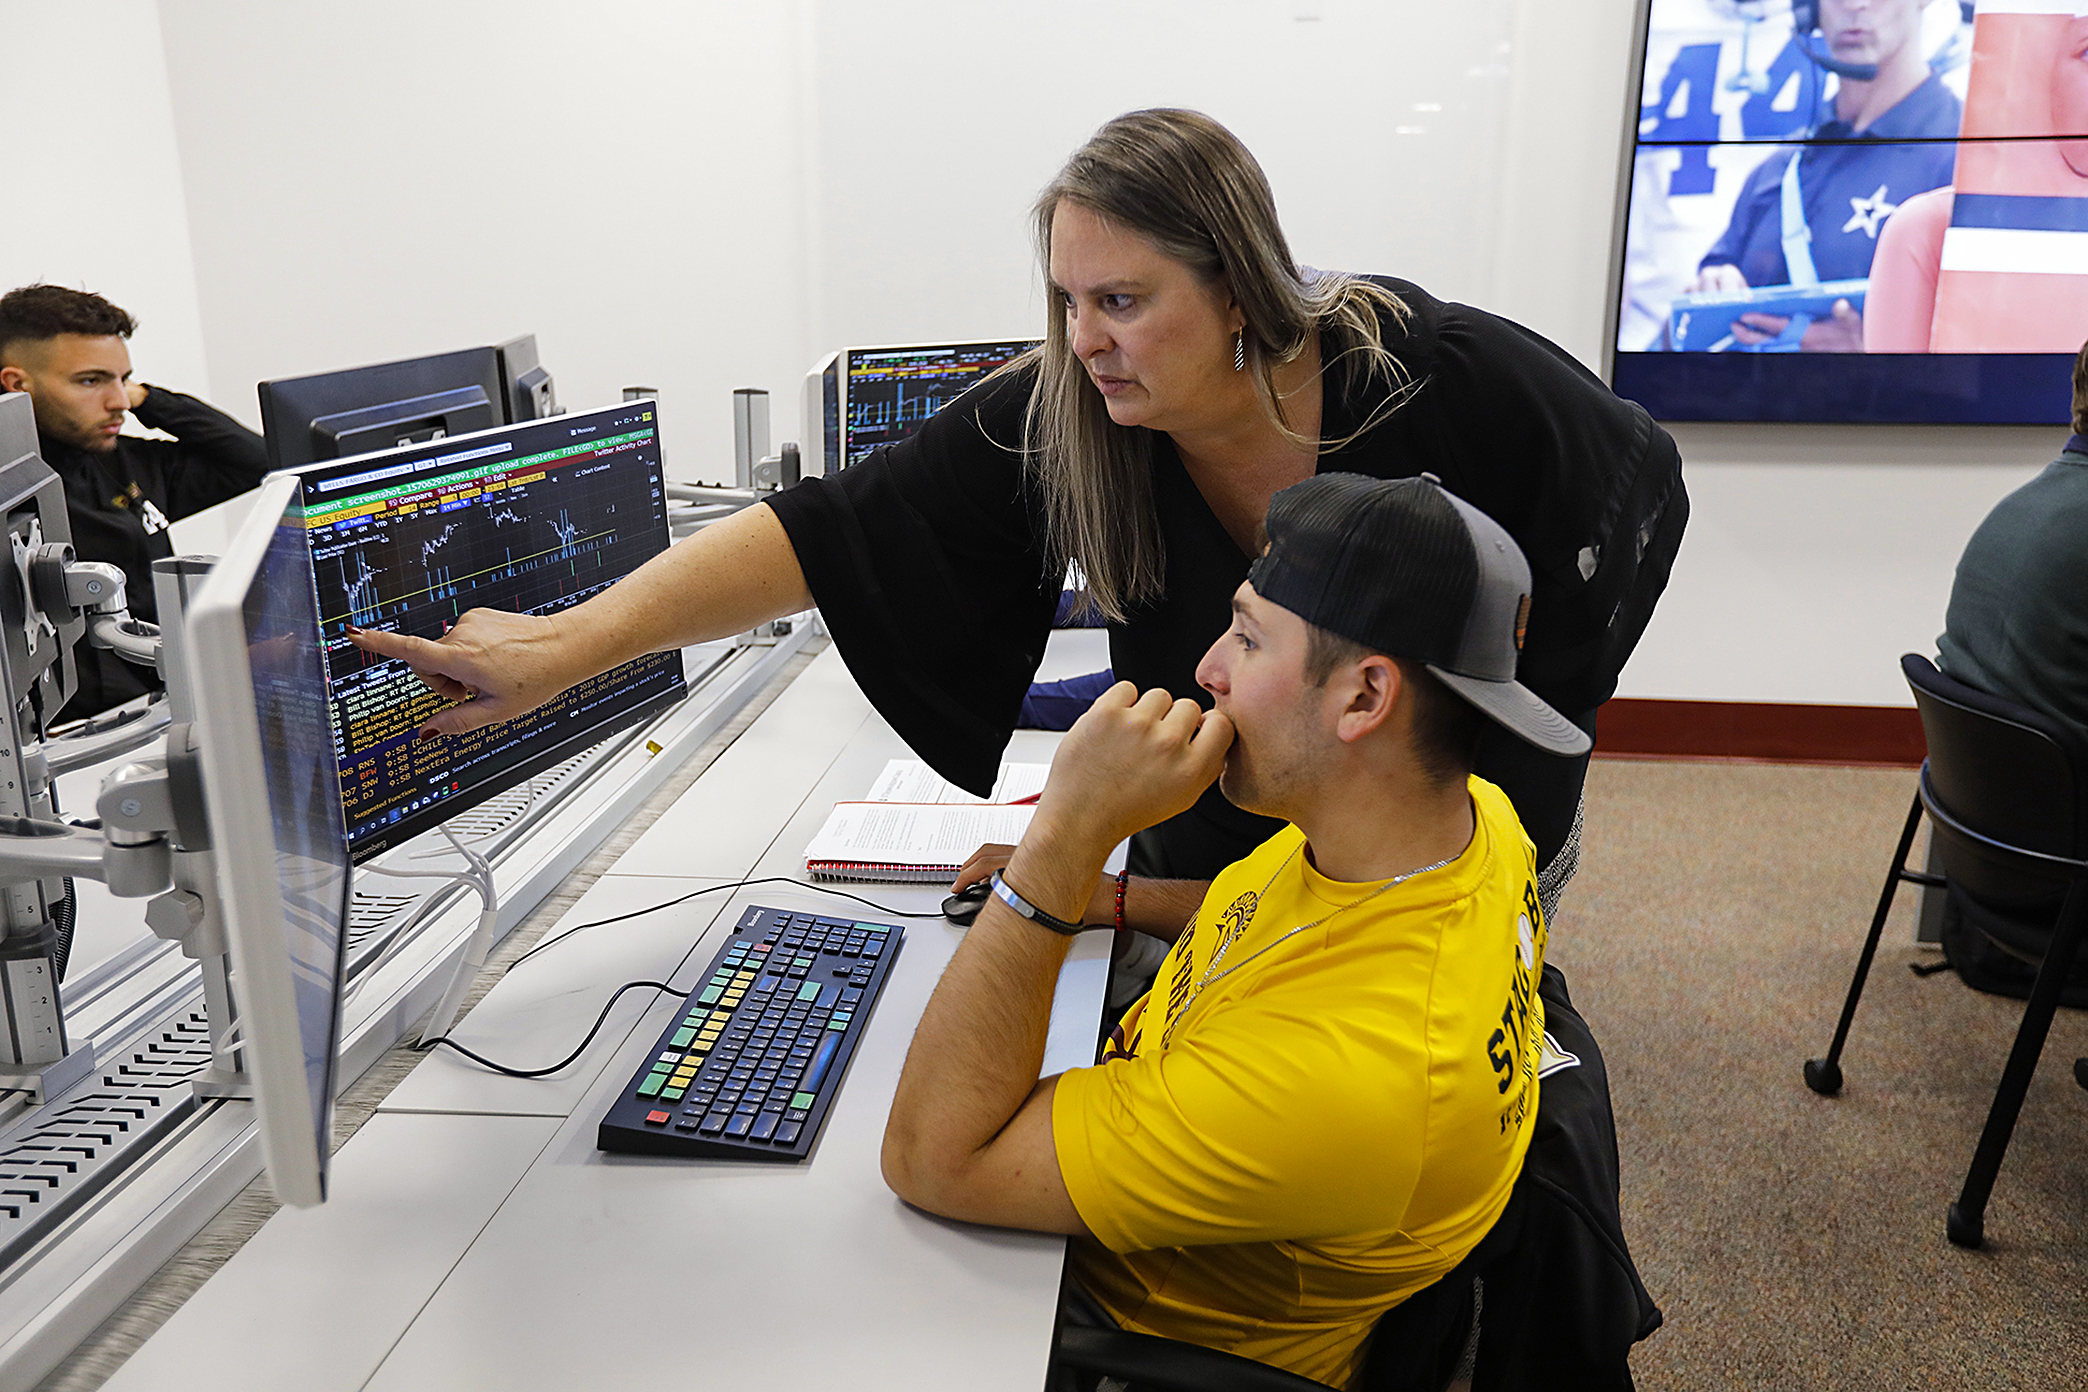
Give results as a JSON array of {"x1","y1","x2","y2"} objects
[{"x1": 1178, "y1": 839, "x2": 1460, "y2": 1020}]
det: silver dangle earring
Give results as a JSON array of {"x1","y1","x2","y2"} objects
[{"x1": 1233, "y1": 330, "x2": 1246, "y2": 372}]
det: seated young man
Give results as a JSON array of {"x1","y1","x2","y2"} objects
[{"x1": 881, "y1": 473, "x2": 1591, "y2": 1387}]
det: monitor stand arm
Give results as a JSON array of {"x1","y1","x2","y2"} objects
[
  {"x1": 0, "y1": 555, "x2": 224, "y2": 1106},
  {"x1": 0, "y1": 757, "x2": 189, "y2": 1101}
]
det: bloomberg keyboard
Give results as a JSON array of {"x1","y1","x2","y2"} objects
[{"x1": 597, "y1": 904, "x2": 903, "y2": 1160}]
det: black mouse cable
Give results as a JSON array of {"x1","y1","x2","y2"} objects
[
  {"x1": 415, "y1": 876, "x2": 947, "y2": 1076},
  {"x1": 417, "y1": 978, "x2": 686, "y2": 1075},
  {"x1": 500, "y1": 875, "x2": 948, "y2": 980}
]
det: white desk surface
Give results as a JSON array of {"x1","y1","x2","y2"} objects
[{"x1": 106, "y1": 637, "x2": 1113, "y2": 1392}]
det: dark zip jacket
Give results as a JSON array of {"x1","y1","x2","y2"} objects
[{"x1": 36, "y1": 384, "x2": 269, "y2": 721}]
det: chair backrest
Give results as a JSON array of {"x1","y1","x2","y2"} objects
[
  {"x1": 1902, "y1": 653, "x2": 2088, "y2": 902},
  {"x1": 1358, "y1": 965, "x2": 1659, "y2": 1392}
]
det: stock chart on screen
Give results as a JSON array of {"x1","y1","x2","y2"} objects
[
  {"x1": 841, "y1": 340, "x2": 1035, "y2": 466},
  {"x1": 296, "y1": 402, "x2": 686, "y2": 859}
]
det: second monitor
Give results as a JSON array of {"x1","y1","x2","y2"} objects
[
  {"x1": 804, "y1": 338, "x2": 1038, "y2": 476},
  {"x1": 297, "y1": 400, "x2": 686, "y2": 861}
]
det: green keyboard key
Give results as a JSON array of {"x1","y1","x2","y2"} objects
[
  {"x1": 636, "y1": 1073, "x2": 666, "y2": 1098},
  {"x1": 796, "y1": 981, "x2": 820, "y2": 1003},
  {"x1": 698, "y1": 985, "x2": 723, "y2": 1005},
  {"x1": 670, "y1": 1027, "x2": 697, "y2": 1048},
  {"x1": 661, "y1": 1086, "x2": 686, "y2": 1102},
  {"x1": 792, "y1": 1091, "x2": 816, "y2": 1110}
]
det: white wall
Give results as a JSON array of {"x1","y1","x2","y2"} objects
[
  {"x1": 1629, "y1": 430, "x2": 2047, "y2": 705},
  {"x1": 805, "y1": 0, "x2": 2058, "y2": 708},
  {"x1": 0, "y1": 1, "x2": 212, "y2": 397},
  {"x1": 803, "y1": 0, "x2": 1525, "y2": 345},
  {"x1": 10, "y1": 0, "x2": 2039, "y2": 708},
  {"x1": 155, "y1": 0, "x2": 815, "y2": 472}
]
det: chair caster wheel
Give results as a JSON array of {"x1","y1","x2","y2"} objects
[
  {"x1": 1947, "y1": 1202, "x2": 1984, "y2": 1249},
  {"x1": 1803, "y1": 1058, "x2": 1842, "y2": 1096}
]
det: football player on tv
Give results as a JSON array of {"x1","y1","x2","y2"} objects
[{"x1": 1685, "y1": 0, "x2": 1963, "y2": 352}]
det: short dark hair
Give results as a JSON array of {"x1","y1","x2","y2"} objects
[
  {"x1": 0, "y1": 285, "x2": 137, "y2": 363},
  {"x1": 1301, "y1": 625, "x2": 1484, "y2": 789},
  {"x1": 2073, "y1": 337, "x2": 2088, "y2": 434}
]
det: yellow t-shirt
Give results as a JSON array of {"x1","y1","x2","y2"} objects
[{"x1": 1052, "y1": 776, "x2": 1547, "y2": 1388}]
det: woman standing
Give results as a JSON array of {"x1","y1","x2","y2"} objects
[{"x1": 356, "y1": 109, "x2": 1686, "y2": 929}]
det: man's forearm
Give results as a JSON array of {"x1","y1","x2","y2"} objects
[
  {"x1": 129, "y1": 385, "x2": 270, "y2": 510},
  {"x1": 1121, "y1": 876, "x2": 1207, "y2": 943},
  {"x1": 131, "y1": 385, "x2": 265, "y2": 464},
  {"x1": 881, "y1": 684, "x2": 1230, "y2": 1227},
  {"x1": 882, "y1": 830, "x2": 1105, "y2": 1203}
]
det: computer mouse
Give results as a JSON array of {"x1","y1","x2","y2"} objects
[{"x1": 942, "y1": 878, "x2": 992, "y2": 925}]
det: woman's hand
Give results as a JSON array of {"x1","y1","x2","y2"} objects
[{"x1": 349, "y1": 608, "x2": 585, "y2": 736}]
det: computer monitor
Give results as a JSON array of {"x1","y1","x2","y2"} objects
[
  {"x1": 802, "y1": 338, "x2": 1037, "y2": 476},
  {"x1": 187, "y1": 470, "x2": 354, "y2": 1208},
  {"x1": 494, "y1": 334, "x2": 560, "y2": 423},
  {"x1": 296, "y1": 399, "x2": 686, "y2": 862},
  {"x1": 0, "y1": 393, "x2": 84, "y2": 729},
  {"x1": 258, "y1": 347, "x2": 506, "y2": 471}
]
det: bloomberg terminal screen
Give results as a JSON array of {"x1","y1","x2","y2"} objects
[
  {"x1": 297, "y1": 402, "x2": 685, "y2": 859},
  {"x1": 843, "y1": 339, "x2": 1036, "y2": 467}
]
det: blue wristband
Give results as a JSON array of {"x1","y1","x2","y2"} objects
[{"x1": 988, "y1": 871, "x2": 1085, "y2": 936}]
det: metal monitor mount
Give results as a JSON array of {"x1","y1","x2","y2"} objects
[{"x1": 0, "y1": 393, "x2": 232, "y2": 1105}]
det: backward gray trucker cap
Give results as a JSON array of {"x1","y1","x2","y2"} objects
[{"x1": 1247, "y1": 473, "x2": 1591, "y2": 757}]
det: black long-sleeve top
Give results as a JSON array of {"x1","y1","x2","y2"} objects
[
  {"x1": 768, "y1": 279, "x2": 1688, "y2": 878},
  {"x1": 38, "y1": 385, "x2": 270, "y2": 719}
]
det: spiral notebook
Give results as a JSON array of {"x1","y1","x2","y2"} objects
[{"x1": 803, "y1": 801, "x2": 1038, "y2": 882}]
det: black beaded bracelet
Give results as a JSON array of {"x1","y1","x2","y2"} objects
[{"x1": 988, "y1": 871, "x2": 1085, "y2": 936}]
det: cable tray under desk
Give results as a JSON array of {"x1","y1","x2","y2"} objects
[
  {"x1": 0, "y1": 1010, "x2": 210, "y2": 1271},
  {"x1": 0, "y1": 704, "x2": 675, "y2": 1280}
]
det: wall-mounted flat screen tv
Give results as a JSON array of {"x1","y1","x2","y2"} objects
[{"x1": 1611, "y1": 0, "x2": 2088, "y2": 424}]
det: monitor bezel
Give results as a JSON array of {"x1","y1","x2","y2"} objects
[{"x1": 187, "y1": 471, "x2": 354, "y2": 1208}]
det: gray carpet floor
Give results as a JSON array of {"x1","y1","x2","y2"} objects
[{"x1": 1568, "y1": 760, "x2": 2088, "y2": 1391}]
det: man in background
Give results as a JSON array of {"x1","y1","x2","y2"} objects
[
  {"x1": 1938, "y1": 337, "x2": 2088, "y2": 740},
  {"x1": 1687, "y1": 0, "x2": 1961, "y2": 351},
  {"x1": 0, "y1": 284, "x2": 269, "y2": 720},
  {"x1": 1931, "y1": 336, "x2": 2088, "y2": 1000}
]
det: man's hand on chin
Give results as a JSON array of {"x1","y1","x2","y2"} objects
[{"x1": 1026, "y1": 682, "x2": 1234, "y2": 860}]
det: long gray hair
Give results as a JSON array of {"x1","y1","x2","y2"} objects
[{"x1": 1018, "y1": 109, "x2": 1412, "y2": 622}]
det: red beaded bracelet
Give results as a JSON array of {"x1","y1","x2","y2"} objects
[{"x1": 1114, "y1": 869, "x2": 1130, "y2": 933}]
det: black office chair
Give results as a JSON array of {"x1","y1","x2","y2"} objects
[
  {"x1": 1805, "y1": 653, "x2": 2088, "y2": 1248},
  {"x1": 1050, "y1": 967, "x2": 1659, "y2": 1392}
]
